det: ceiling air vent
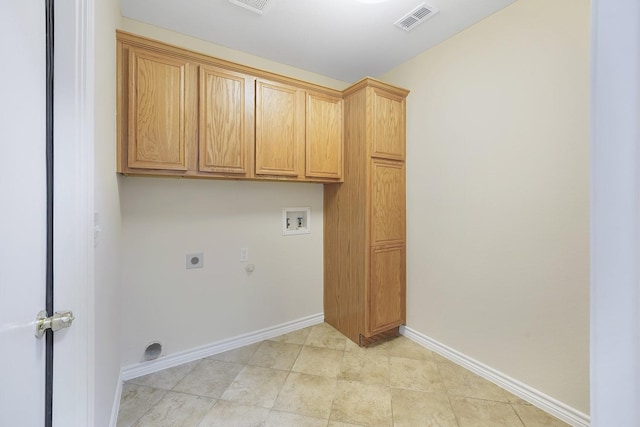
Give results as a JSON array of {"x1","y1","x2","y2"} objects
[
  {"x1": 228, "y1": 0, "x2": 270, "y2": 15},
  {"x1": 394, "y1": 2, "x2": 439, "y2": 31}
]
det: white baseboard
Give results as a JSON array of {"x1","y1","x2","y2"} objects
[
  {"x1": 120, "y1": 313, "x2": 324, "y2": 381},
  {"x1": 400, "y1": 326, "x2": 590, "y2": 427},
  {"x1": 108, "y1": 370, "x2": 124, "y2": 427}
]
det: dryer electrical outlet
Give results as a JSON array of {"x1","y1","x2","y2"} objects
[{"x1": 186, "y1": 252, "x2": 204, "y2": 269}]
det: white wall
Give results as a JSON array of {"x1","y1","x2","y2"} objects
[
  {"x1": 382, "y1": 0, "x2": 590, "y2": 414},
  {"x1": 93, "y1": 0, "x2": 123, "y2": 425},
  {"x1": 117, "y1": 20, "x2": 345, "y2": 366}
]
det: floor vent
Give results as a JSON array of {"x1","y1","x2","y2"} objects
[
  {"x1": 229, "y1": 0, "x2": 270, "y2": 15},
  {"x1": 394, "y1": 2, "x2": 439, "y2": 31}
]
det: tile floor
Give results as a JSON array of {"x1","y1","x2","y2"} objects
[{"x1": 116, "y1": 323, "x2": 570, "y2": 427}]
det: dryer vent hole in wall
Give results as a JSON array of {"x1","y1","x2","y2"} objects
[{"x1": 143, "y1": 342, "x2": 162, "y2": 361}]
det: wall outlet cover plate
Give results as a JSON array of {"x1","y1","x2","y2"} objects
[{"x1": 186, "y1": 252, "x2": 204, "y2": 269}]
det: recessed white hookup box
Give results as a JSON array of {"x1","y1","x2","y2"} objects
[{"x1": 282, "y1": 207, "x2": 311, "y2": 236}]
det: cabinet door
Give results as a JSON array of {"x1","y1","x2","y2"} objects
[
  {"x1": 199, "y1": 66, "x2": 254, "y2": 175},
  {"x1": 255, "y1": 79, "x2": 304, "y2": 177},
  {"x1": 127, "y1": 47, "x2": 193, "y2": 171},
  {"x1": 306, "y1": 92, "x2": 343, "y2": 180},
  {"x1": 370, "y1": 159, "x2": 405, "y2": 246},
  {"x1": 371, "y1": 88, "x2": 405, "y2": 160},
  {"x1": 368, "y1": 244, "x2": 406, "y2": 335}
]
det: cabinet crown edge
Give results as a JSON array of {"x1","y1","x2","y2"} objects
[
  {"x1": 116, "y1": 30, "x2": 343, "y2": 98},
  {"x1": 342, "y1": 76, "x2": 410, "y2": 98},
  {"x1": 116, "y1": 31, "x2": 410, "y2": 98}
]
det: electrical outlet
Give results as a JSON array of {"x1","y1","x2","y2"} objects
[{"x1": 186, "y1": 252, "x2": 204, "y2": 269}]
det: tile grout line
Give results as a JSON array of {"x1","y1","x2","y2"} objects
[
  {"x1": 387, "y1": 348, "x2": 394, "y2": 427},
  {"x1": 266, "y1": 341, "x2": 304, "y2": 420},
  {"x1": 125, "y1": 366, "x2": 210, "y2": 427},
  {"x1": 325, "y1": 346, "x2": 347, "y2": 425},
  {"x1": 435, "y1": 353, "x2": 461, "y2": 427},
  {"x1": 445, "y1": 393, "x2": 463, "y2": 427},
  {"x1": 127, "y1": 387, "x2": 169, "y2": 427},
  {"x1": 511, "y1": 402, "x2": 529, "y2": 427},
  {"x1": 168, "y1": 358, "x2": 215, "y2": 427}
]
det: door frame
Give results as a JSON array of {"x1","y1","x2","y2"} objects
[
  {"x1": 590, "y1": 0, "x2": 640, "y2": 424},
  {"x1": 51, "y1": 0, "x2": 95, "y2": 424}
]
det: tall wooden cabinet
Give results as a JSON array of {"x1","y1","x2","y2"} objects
[{"x1": 324, "y1": 78, "x2": 409, "y2": 346}]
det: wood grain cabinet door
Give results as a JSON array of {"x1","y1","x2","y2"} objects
[
  {"x1": 371, "y1": 88, "x2": 406, "y2": 160},
  {"x1": 199, "y1": 66, "x2": 254, "y2": 175},
  {"x1": 255, "y1": 79, "x2": 304, "y2": 177},
  {"x1": 306, "y1": 92, "x2": 343, "y2": 180},
  {"x1": 368, "y1": 244, "x2": 406, "y2": 335},
  {"x1": 370, "y1": 159, "x2": 406, "y2": 246},
  {"x1": 127, "y1": 47, "x2": 193, "y2": 171}
]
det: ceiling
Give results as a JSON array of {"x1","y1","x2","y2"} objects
[{"x1": 119, "y1": 0, "x2": 517, "y2": 83}]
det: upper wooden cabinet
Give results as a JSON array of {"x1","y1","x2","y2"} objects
[
  {"x1": 254, "y1": 81, "x2": 344, "y2": 180},
  {"x1": 255, "y1": 79, "x2": 305, "y2": 178},
  {"x1": 371, "y1": 88, "x2": 406, "y2": 161},
  {"x1": 199, "y1": 66, "x2": 254, "y2": 176},
  {"x1": 125, "y1": 46, "x2": 196, "y2": 172},
  {"x1": 117, "y1": 31, "x2": 343, "y2": 183},
  {"x1": 306, "y1": 92, "x2": 343, "y2": 180}
]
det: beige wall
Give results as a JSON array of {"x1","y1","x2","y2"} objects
[
  {"x1": 117, "y1": 20, "x2": 346, "y2": 365},
  {"x1": 120, "y1": 18, "x2": 349, "y2": 90},
  {"x1": 119, "y1": 179, "x2": 324, "y2": 364},
  {"x1": 382, "y1": 0, "x2": 590, "y2": 413}
]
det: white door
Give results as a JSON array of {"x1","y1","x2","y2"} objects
[
  {"x1": 0, "y1": 1, "x2": 49, "y2": 426},
  {"x1": 0, "y1": 1, "x2": 92, "y2": 426}
]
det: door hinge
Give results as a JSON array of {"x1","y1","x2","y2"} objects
[{"x1": 35, "y1": 310, "x2": 74, "y2": 338}]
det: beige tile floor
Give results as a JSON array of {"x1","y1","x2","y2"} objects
[{"x1": 116, "y1": 323, "x2": 570, "y2": 427}]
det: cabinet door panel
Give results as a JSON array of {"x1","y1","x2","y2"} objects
[
  {"x1": 371, "y1": 88, "x2": 405, "y2": 160},
  {"x1": 128, "y1": 48, "x2": 190, "y2": 170},
  {"x1": 368, "y1": 245, "x2": 406, "y2": 335},
  {"x1": 371, "y1": 159, "x2": 405, "y2": 246},
  {"x1": 306, "y1": 92, "x2": 343, "y2": 179},
  {"x1": 255, "y1": 80, "x2": 303, "y2": 177},
  {"x1": 199, "y1": 67, "x2": 253, "y2": 175}
]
